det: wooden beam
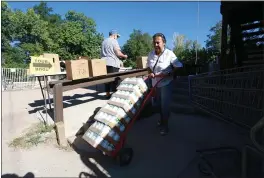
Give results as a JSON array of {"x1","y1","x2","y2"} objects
[
  {"x1": 220, "y1": 14, "x2": 228, "y2": 69},
  {"x1": 242, "y1": 30, "x2": 264, "y2": 38},
  {"x1": 63, "y1": 70, "x2": 148, "y2": 92},
  {"x1": 248, "y1": 53, "x2": 264, "y2": 59},
  {"x1": 244, "y1": 38, "x2": 264, "y2": 45},
  {"x1": 49, "y1": 69, "x2": 148, "y2": 88},
  {"x1": 242, "y1": 59, "x2": 264, "y2": 64},
  {"x1": 247, "y1": 49, "x2": 264, "y2": 54},
  {"x1": 49, "y1": 69, "x2": 148, "y2": 92},
  {"x1": 232, "y1": 22, "x2": 246, "y2": 67},
  {"x1": 241, "y1": 20, "x2": 264, "y2": 31}
]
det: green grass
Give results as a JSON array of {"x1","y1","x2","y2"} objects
[{"x1": 9, "y1": 122, "x2": 55, "y2": 149}]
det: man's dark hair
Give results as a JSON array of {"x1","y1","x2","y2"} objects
[{"x1": 152, "y1": 33, "x2": 166, "y2": 43}]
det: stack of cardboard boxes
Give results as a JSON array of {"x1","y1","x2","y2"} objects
[
  {"x1": 66, "y1": 55, "x2": 150, "y2": 80},
  {"x1": 65, "y1": 56, "x2": 107, "y2": 80},
  {"x1": 29, "y1": 53, "x2": 148, "y2": 79},
  {"x1": 29, "y1": 53, "x2": 108, "y2": 79},
  {"x1": 82, "y1": 77, "x2": 149, "y2": 154}
]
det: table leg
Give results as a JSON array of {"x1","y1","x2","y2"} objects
[
  {"x1": 44, "y1": 76, "x2": 52, "y2": 110},
  {"x1": 43, "y1": 75, "x2": 48, "y2": 125},
  {"x1": 38, "y1": 76, "x2": 45, "y2": 101}
]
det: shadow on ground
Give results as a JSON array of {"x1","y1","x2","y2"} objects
[
  {"x1": 70, "y1": 106, "x2": 251, "y2": 178},
  {"x1": 27, "y1": 91, "x2": 108, "y2": 121},
  {"x1": 2, "y1": 172, "x2": 35, "y2": 178}
]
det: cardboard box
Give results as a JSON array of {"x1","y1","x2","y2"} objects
[
  {"x1": 82, "y1": 129, "x2": 113, "y2": 156},
  {"x1": 78, "y1": 56, "x2": 89, "y2": 60},
  {"x1": 88, "y1": 59, "x2": 107, "y2": 77},
  {"x1": 43, "y1": 53, "x2": 60, "y2": 73},
  {"x1": 136, "y1": 56, "x2": 148, "y2": 69},
  {"x1": 65, "y1": 59, "x2": 89, "y2": 80}
]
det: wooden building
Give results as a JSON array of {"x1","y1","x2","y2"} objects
[{"x1": 220, "y1": 1, "x2": 264, "y2": 69}]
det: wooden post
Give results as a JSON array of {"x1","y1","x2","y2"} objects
[
  {"x1": 53, "y1": 83, "x2": 64, "y2": 122},
  {"x1": 53, "y1": 83, "x2": 67, "y2": 146},
  {"x1": 232, "y1": 22, "x2": 245, "y2": 67},
  {"x1": 220, "y1": 13, "x2": 228, "y2": 70},
  {"x1": 261, "y1": 3, "x2": 264, "y2": 177}
]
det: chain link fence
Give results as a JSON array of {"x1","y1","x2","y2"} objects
[
  {"x1": 2, "y1": 68, "x2": 40, "y2": 91},
  {"x1": 189, "y1": 64, "x2": 264, "y2": 129}
]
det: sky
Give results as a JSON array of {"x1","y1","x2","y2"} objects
[{"x1": 7, "y1": 1, "x2": 222, "y2": 49}]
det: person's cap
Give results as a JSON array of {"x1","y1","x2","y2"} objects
[{"x1": 109, "y1": 29, "x2": 121, "y2": 37}]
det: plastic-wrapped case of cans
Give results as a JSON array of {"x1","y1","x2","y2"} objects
[{"x1": 82, "y1": 77, "x2": 148, "y2": 154}]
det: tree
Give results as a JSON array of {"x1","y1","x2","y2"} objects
[
  {"x1": 122, "y1": 29, "x2": 152, "y2": 68},
  {"x1": 33, "y1": 2, "x2": 53, "y2": 22},
  {"x1": 205, "y1": 20, "x2": 223, "y2": 61},
  {"x1": 172, "y1": 32, "x2": 204, "y2": 65},
  {"x1": 1, "y1": 1, "x2": 14, "y2": 52},
  {"x1": 33, "y1": 2, "x2": 63, "y2": 31},
  {"x1": 172, "y1": 32, "x2": 185, "y2": 57},
  {"x1": 2, "y1": 1, "x2": 105, "y2": 68},
  {"x1": 10, "y1": 8, "x2": 52, "y2": 55},
  {"x1": 2, "y1": 47, "x2": 27, "y2": 68},
  {"x1": 52, "y1": 10, "x2": 104, "y2": 60}
]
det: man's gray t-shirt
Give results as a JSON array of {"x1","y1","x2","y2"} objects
[{"x1": 101, "y1": 38, "x2": 121, "y2": 68}]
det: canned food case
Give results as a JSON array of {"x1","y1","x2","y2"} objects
[{"x1": 82, "y1": 76, "x2": 165, "y2": 166}]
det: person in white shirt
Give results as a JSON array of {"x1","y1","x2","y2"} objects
[{"x1": 147, "y1": 33, "x2": 183, "y2": 136}]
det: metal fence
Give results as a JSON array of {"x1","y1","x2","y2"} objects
[
  {"x1": 189, "y1": 64, "x2": 264, "y2": 129},
  {"x1": 2, "y1": 68, "x2": 40, "y2": 91}
]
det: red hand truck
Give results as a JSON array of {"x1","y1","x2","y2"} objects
[{"x1": 84, "y1": 75, "x2": 166, "y2": 166}]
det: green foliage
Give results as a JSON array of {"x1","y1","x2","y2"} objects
[
  {"x1": 173, "y1": 20, "x2": 224, "y2": 66},
  {"x1": 9, "y1": 122, "x2": 54, "y2": 149},
  {"x1": 123, "y1": 59, "x2": 137, "y2": 68},
  {"x1": 10, "y1": 8, "x2": 52, "y2": 54},
  {"x1": 52, "y1": 11, "x2": 104, "y2": 60},
  {"x1": 205, "y1": 21, "x2": 221, "y2": 52},
  {"x1": 205, "y1": 20, "x2": 223, "y2": 61},
  {"x1": 122, "y1": 29, "x2": 152, "y2": 68},
  {"x1": 172, "y1": 33, "x2": 206, "y2": 65},
  {"x1": 1, "y1": 1, "x2": 15, "y2": 52},
  {"x1": 1, "y1": 1, "x2": 104, "y2": 68},
  {"x1": 2, "y1": 47, "x2": 28, "y2": 68}
]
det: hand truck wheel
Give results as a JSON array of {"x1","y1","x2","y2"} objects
[
  {"x1": 116, "y1": 147, "x2": 134, "y2": 167},
  {"x1": 197, "y1": 158, "x2": 214, "y2": 176}
]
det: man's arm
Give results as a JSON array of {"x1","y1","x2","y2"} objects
[
  {"x1": 113, "y1": 40, "x2": 128, "y2": 59},
  {"x1": 114, "y1": 48, "x2": 128, "y2": 59}
]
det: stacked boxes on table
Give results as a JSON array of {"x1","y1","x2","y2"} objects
[
  {"x1": 65, "y1": 57, "x2": 107, "y2": 80},
  {"x1": 82, "y1": 77, "x2": 149, "y2": 154}
]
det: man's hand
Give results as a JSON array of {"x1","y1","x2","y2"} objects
[{"x1": 124, "y1": 54, "x2": 128, "y2": 59}]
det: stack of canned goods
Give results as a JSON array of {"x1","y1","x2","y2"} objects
[{"x1": 82, "y1": 77, "x2": 148, "y2": 154}]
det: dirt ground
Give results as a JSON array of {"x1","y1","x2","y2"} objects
[{"x1": 2, "y1": 88, "x2": 251, "y2": 178}]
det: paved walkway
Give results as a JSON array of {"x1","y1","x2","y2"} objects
[{"x1": 2, "y1": 88, "x2": 250, "y2": 178}]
